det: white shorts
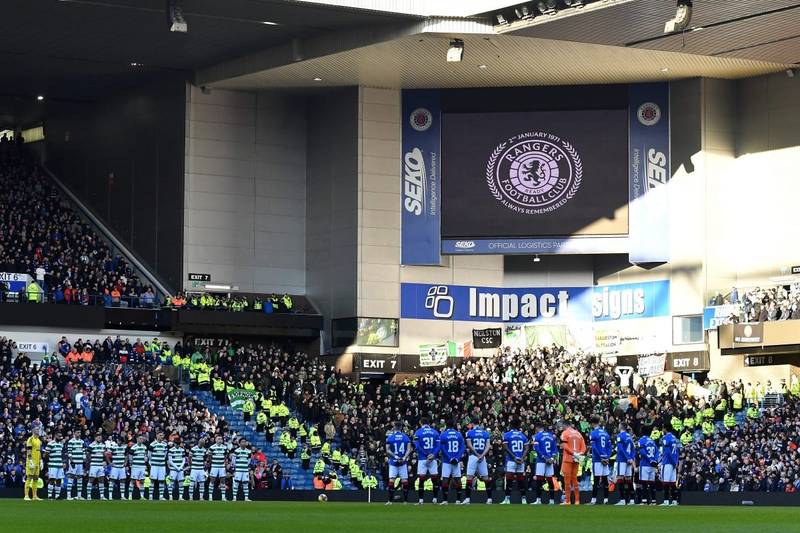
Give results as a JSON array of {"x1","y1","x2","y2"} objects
[
  {"x1": 89, "y1": 466, "x2": 106, "y2": 478},
  {"x1": 110, "y1": 467, "x2": 127, "y2": 480},
  {"x1": 660, "y1": 464, "x2": 678, "y2": 483},
  {"x1": 68, "y1": 465, "x2": 84, "y2": 477},
  {"x1": 466, "y1": 456, "x2": 489, "y2": 478},
  {"x1": 233, "y1": 471, "x2": 249, "y2": 482},
  {"x1": 48, "y1": 468, "x2": 65, "y2": 480},
  {"x1": 130, "y1": 467, "x2": 146, "y2": 480},
  {"x1": 209, "y1": 467, "x2": 226, "y2": 479},
  {"x1": 505, "y1": 460, "x2": 525, "y2": 474},
  {"x1": 417, "y1": 459, "x2": 438, "y2": 476},
  {"x1": 388, "y1": 464, "x2": 409, "y2": 480},
  {"x1": 150, "y1": 466, "x2": 166, "y2": 481},
  {"x1": 441, "y1": 462, "x2": 462, "y2": 478},
  {"x1": 535, "y1": 462, "x2": 555, "y2": 477},
  {"x1": 615, "y1": 462, "x2": 632, "y2": 478},
  {"x1": 169, "y1": 469, "x2": 185, "y2": 482},
  {"x1": 639, "y1": 466, "x2": 656, "y2": 482},
  {"x1": 593, "y1": 462, "x2": 611, "y2": 477},
  {"x1": 190, "y1": 469, "x2": 207, "y2": 483}
]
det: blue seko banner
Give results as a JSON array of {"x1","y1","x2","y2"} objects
[
  {"x1": 401, "y1": 90, "x2": 441, "y2": 265},
  {"x1": 628, "y1": 83, "x2": 671, "y2": 263}
]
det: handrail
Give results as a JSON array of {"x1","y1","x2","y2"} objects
[{"x1": 40, "y1": 164, "x2": 175, "y2": 298}]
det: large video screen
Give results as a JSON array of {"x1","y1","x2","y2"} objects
[{"x1": 441, "y1": 110, "x2": 628, "y2": 238}]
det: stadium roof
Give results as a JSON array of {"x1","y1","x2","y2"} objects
[
  {"x1": 2, "y1": 0, "x2": 798, "y2": 127},
  {"x1": 197, "y1": 0, "x2": 798, "y2": 89}
]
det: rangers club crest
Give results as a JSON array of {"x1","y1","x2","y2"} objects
[
  {"x1": 486, "y1": 131, "x2": 582, "y2": 214},
  {"x1": 637, "y1": 102, "x2": 661, "y2": 126},
  {"x1": 409, "y1": 108, "x2": 433, "y2": 132}
]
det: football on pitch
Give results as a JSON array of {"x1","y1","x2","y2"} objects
[{"x1": 318, "y1": 494, "x2": 328, "y2": 502}]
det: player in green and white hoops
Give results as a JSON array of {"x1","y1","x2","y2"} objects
[
  {"x1": 44, "y1": 432, "x2": 66, "y2": 500},
  {"x1": 232, "y1": 438, "x2": 253, "y2": 502},
  {"x1": 108, "y1": 435, "x2": 128, "y2": 500},
  {"x1": 148, "y1": 432, "x2": 169, "y2": 500},
  {"x1": 207, "y1": 435, "x2": 229, "y2": 501},
  {"x1": 188, "y1": 437, "x2": 208, "y2": 501},
  {"x1": 128, "y1": 434, "x2": 149, "y2": 500},
  {"x1": 167, "y1": 438, "x2": 187, "y2": 500},
  {"x1": 66, "y1": 429, "x2": 86, "y2": 500},
  {"x1": 86, "y1": 434, "x2": 108, "y2": 501}
]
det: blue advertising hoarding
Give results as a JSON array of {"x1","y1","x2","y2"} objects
[
  {"x1": 401, "y1": 280, "x2": 670, "y2": 324},
  {"x1": 629, "y1": 83, "x2": 671, "y2": 263},
  {"x1": 401, "y1": 90, "x2": 441, "y2": 265}
]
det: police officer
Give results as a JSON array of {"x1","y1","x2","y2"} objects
[
  {"x1": 256, "y1": 410, "x2": 268, "y2": 433},
  {"x1": 242, "y1": 397, "x2": 255, "y2": 423}
]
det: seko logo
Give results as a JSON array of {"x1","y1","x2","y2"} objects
[
  {"x1": 454, "y1": 241, "x2": 476, "y2": 250},
  {"x1": 403, "y1": 147, "x2": 426, "y2": 215}
]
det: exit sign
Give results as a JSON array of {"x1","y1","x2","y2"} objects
[{"x1": 188, "y1": 273, "x2": 211, "y2": 282}]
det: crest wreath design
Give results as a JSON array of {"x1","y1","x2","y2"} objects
[{"x1": 485, "y1": 132, "x2": 582, "y2": 212}]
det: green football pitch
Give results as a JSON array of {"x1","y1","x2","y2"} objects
[{"x1": 4, "y1": 500, "x2": 800, "y2": 533}]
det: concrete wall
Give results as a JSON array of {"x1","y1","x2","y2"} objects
[
  {"x1": 184, "y1": 86, "x2": 306, "y2": 294},
  {"x1": 306, "y1": 88, "x2": 359, "y2": 348}
]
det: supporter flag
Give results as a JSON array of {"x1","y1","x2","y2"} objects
[
  {"x1": 419, "y1": 344, "x2": 448, "y2": 367},
  {"x1": 448, "y1": 340, "x2": 473, "y2": 359},
  {"x1": 637, "y1": 353, "x2": 666, "y2": 378},
  {"x1": 227, "y1": 388, "x2": 259, "y2": 411}
]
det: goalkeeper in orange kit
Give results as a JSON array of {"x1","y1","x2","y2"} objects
[{"x1": 559, "y1": 422, "x2": 586, "y2": 505}]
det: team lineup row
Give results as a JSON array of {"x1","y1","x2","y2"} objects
[
  {"x1": 27, "y1": 430, "x2": 257, "y2": 501},
  {"x1": 384, "y1": 416, "x2": 682, "y2": 506}
]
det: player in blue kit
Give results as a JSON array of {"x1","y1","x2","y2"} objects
[
  {"x1": 531, "y1": 422, "x2": 558, "y2": 505},
  {"x1": 659, "y1": 427, "x2": 682, "y2": 506},
  {"x1": 588, "y1": 415, "x2": 613, "y2": 505},
  {"x1": 501, "y1": 420, "x2": 529, "y2": 505},
  {"x1": 614, "y1": 423, "x2": 636, "y2": 505},
  {"x1": 413, "y1": 418, "x2": 441, "y2": 505},
  {"x1": 439, "y1": 423, "x2": 466, "y2": 505},
  {"x1": 385, "y1": 421, "x2": 412, "y2": 505},
  {"x1": 637, "y1": 434, "x2": 659, "y2": 505},
  {"x1": 464, "y1": 423, "x2": 492, "y2": 505}
]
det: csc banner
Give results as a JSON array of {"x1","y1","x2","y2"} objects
[
  {"x1": 401, "y1": 90, "x2": 441, "y2": 265},
  {"x1": 473, "y1": 328, "x2": 502, "y2": 348},
  {"x1": 629, "y1": 83, "x2": 670, "y2": 264}
]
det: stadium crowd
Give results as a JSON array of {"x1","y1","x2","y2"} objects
[
  {"x1": 0, "y1": 336, "x2": 294, "y2": 494},
  {"x1": 0, "y1": 148, "x2": 156, "y2": 307},
  {"x1": 709, "y1": 282, "x2": 800, "y2": 323},
  {"x1": 5, "y1": 330, "x2": 800, "y2": 497},
  {"x1": 193, "y1": 339, "x2": 800, "y2": 495}
]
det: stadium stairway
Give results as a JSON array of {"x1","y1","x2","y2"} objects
[{"x1": 187, "y1": 389, "x2": 354, "y2": 490}]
